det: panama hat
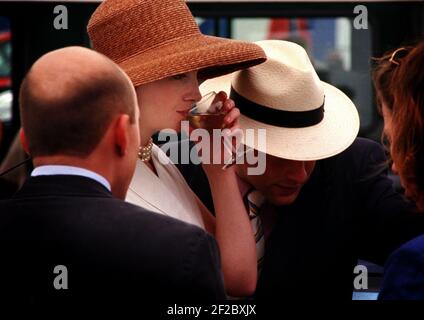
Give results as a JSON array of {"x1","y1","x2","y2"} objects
[
  {"x1": 200, "y1": 40, "x2": 360, "y2": 161},
  {"x1": 87, "y1": 0, "x2": 266, "y2": 87}
]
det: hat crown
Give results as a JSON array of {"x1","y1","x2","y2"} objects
[
  {"x1": 88, "y1": 0, "x2": 201, "y2": 64},
  {"x1": 233, "y1": 40, "x2": 324, "y2": 112}
]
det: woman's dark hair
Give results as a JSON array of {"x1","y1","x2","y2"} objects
[{"x1": 389, "y1": 41, "x2": 424, "y2": 211}]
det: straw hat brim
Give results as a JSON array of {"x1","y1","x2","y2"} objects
[
  {"x1": 200, "y1": 74, "x2": 360, "y2": 161},
  {"x1": 118, "y1": 34, "x2": 266, "y2": 87}
]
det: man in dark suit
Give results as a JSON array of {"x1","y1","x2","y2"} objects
[
  {"x1": 180, "y1": 138, "x2": 423, "y2": 300},
  {"x1": 176, "y1": 40, "x2": 424, "y2": 301},
  {"x1": 0, "y1": 47, "x2": 225, "y2": 308}
]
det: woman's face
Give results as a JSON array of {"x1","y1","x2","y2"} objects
[
  {"x1": 135, "y1": 71, "x2": 202, "y2": 133},
  {"x1": 382, "y1": 103, "x2": 416, "y2": 198},
  {"x1": 382, "y1": 104, "x2": 415, "y2": 204},
  {"x1": 382, "y1": 103, "x2": 398, "y2": 173}
]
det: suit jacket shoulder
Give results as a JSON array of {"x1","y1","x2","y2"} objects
[{"x1": 319, "y1": 137, "x2": 386, "y2": 179}]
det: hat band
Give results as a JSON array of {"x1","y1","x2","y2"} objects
[{"x1": 230, "y1": 87, "x2": 325, "y2": 128}]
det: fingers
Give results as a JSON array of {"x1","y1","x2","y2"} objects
[
  {"x1": 222, "y1": 98, "x2": 235, "y2": 113},
  {"x1": 230, "y1": 123, "x2": 241, "y2": 133},
  {"x1": 215, "y1": 90, "x2": 234, "y2": 113},
  {"x1": 215, "y1": 91, "x2": 227, "y2": 103},
  {"x1": 224, "y1": 107, "x2": 240, "y2": 128}
]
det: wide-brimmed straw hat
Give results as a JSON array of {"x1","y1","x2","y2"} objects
[
  {"x1": 87, "y1": 0, "x2": 266, "y2": 87},
  {"x1": 200, "y1": 40, "x2": 360, "y2": 161}
]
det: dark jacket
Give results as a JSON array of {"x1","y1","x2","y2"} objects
[
  {"x1": 378, "y1": 234, "x2": 424, "y2": 300},
  {"x1": 177, "y1": 138, "x2": 424, "y2": 300},
  {"x1": 0, "y1": 175, "x2": 225, "y2": 308}
]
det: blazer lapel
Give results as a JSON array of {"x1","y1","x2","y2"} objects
[{"x1": 127, "y1": 145, "x2": 204, "y2": 228}]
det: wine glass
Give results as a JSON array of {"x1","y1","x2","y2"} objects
[
  {"x1": 187, "y1": 91, "x2": 226, "y2": 132},
  {"x1": 187, "y1": 91, "x2": 241, "y2": 169}
]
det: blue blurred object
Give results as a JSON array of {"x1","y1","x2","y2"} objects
[
  {"x1": 198, "y1": 18, "x2": 215, "y2": 36},
  {"x1": 198, "y1": 18, "x2": 229, "y2": 37},
  {"x1": 352, "y1": 292, "x2": 379, "y2": 300},
  {"x1": 0, "y1": 17, "x2": 10, "y2": 32}
]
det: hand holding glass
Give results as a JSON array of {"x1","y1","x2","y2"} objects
[
  {"x1": 187, "y1": 91, "x2": 240, "y2": 169},
  {"x1": 187, "y1": 91, "x2": 226, "y2": 132}
]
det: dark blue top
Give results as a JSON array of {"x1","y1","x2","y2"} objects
[{"x1": 379, "y1": 233, "x2": 424, "y2": 300}]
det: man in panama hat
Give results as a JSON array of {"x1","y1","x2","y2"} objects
[{"x1": 178, "y1": 40, "x2": 424, "y2": 300}]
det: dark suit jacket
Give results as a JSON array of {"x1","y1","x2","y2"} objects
[
  {"x1": 0, "y1": 178, "x2": 17, "y2": 199},
  {"x1": 177, "y1": 138, "x2": 424, "y2": 300},
  {"x1": 0, "y1": 175, "x2": 225, "y2": 308},
  {"x1": 378, "y1": 234, "x2": 424, "y2": 300}
]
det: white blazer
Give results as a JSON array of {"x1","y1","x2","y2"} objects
[{"x1": 126, "y1": 144, "x2": 205, "y2": 230}]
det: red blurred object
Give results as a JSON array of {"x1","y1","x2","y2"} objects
[
  {"x1": 268, "y1": 18, "x2": 290, "y2": 39},
  {"x1": 268, "y1": 18, "x2": 311, "y2": 48},
  {"x1": 0, "y1": 78, "x2": 10, "y2": 87},
  {"x1": 0, "y1": 31, "x2": 10, "y2": 42}
]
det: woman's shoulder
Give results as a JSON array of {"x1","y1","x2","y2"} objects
[
  {"x1": 384, "y1": 233, "x2": 424, "y2": 274},
  {"x1": 395, "y1": 234, "x2": 424, "y2": 255},
  {"x1": 379, "y1": 233, "x2": 424, "y2": 300}
]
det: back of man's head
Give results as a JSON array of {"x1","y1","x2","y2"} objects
[{"x1": 20, "y1": 46, "x2": 136, "y2": 158}]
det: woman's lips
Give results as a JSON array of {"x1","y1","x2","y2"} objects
[{"x1": 176, "y1": 108, "x2": 192, "y2": 117}]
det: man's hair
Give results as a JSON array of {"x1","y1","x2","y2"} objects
[{"x1": 20, "y1": 56, "x2": 136, "y2": 158}]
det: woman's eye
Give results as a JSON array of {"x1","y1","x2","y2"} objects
[{"x1": 171, "y1": 74, "x2": 187, "y2": 80}]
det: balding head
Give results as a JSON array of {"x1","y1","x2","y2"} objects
[{"x1": 20, "y1": 46, "x2": 137, "y2": 157}]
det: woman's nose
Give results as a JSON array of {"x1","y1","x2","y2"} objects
[
  {"x1": 185, "y1": 78, "x2": 202, "y2": 103},
  {"x1": 391, "y1": 161, "x2": 398, "y2": 175},
  {"x1": 192, "y1": 85, "x2": 202, "y2": 103}
]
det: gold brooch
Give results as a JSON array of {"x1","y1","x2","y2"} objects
[{"x1": 138, "y1": 138, "x2": 153, "y2": 162}]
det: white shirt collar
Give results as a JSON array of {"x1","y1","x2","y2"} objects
[{"x1": 31, "y1": 165, "x2": 111, "y2": 192}]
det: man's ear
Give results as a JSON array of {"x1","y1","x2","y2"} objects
[
  {"x1": 114, "y1": 114, "x2": 130, "y2": 157},
  {"x1": 19, "y1": 128, "x2": 30, "y2": 155}
]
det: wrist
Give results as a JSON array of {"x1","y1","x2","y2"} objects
[{"x1": 203, "y1": 164, "x2": 236, "y2": 181}]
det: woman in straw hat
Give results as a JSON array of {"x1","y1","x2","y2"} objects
[
  {"x1": 373, "y1": 42, "x2": 424, "y2": 299},
  {"x1": 87, "y1": 0, "x2": 266, "y2": 297}
]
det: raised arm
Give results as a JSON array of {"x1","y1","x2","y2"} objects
[{"x1": 201, "y1": 165, "x2": 257, "y2": 297}]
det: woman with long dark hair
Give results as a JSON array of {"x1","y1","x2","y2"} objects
[{"x1": 373, "y1": 41, "x2": 424, "y2": 299}]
